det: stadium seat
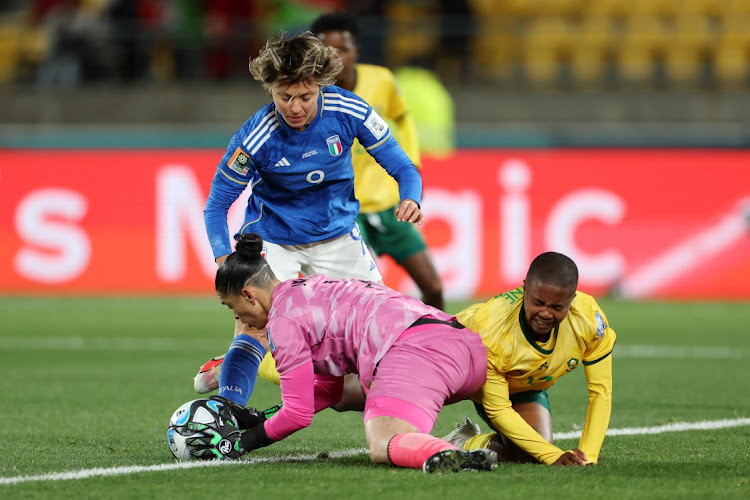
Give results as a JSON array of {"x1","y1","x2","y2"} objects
[
  {"x1": 680, "y1": 0, "x2": 722, "y2": 17},
  {"x1": 584, "y1": 0, "x2": 629, "y2": 18},
  {"x1": 617, "y1": 16, "x2": 669, "y2": 86},
  {"x1": 385, "y1": 3, "x2": 439, "y2": 68},
  {"x1": 570, "y1": 15, "x2": 615, "y2": 87},
  {"x1": 664, "y1": 15, "x2": 713, "y2": 86},
  {"x1": 522, "y1": 16, "x2": 572, "y2": 87},
  {"x1": 0, "y1": 26, "x2": 21, "y2": 83},
  {"x1": 714, "y1": 15, "x2": 750, "y2": 88},
  {"x1": 468, "y1": 1, "x2": 518, "y2": 80},
  {"x1": 623, "y1": 0, "x2": 678, "y2": 18}
]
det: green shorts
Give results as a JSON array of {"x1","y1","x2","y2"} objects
[
  {"x1": 473, "y1": 390, "x2": 550, "y2": 433},
  {"x1": 356, "y1": 207, "x2": 426, "y2": 264}
]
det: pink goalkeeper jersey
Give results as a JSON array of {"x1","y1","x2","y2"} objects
[{"x1": 266, "y1": 275, "x2": 452, "y2": 388}]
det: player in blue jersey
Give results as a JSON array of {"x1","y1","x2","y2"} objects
[
  {"x1": 197, "y1": 32, "x2": 425, "y2": 408},
  {"x1": 205, "y1": 32, "x2": 423, "y2": 271}
]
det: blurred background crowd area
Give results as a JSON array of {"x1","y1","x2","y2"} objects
[
  {"x1": 1, "y1": 0, "x2": 749, "y2": 148},
  {"x1": 2, "y1": 0, "x2": 750, "y2": 90}
]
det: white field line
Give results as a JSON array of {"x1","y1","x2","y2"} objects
[
  {"x1": 2, "y1": 418, "x2": 749, "y2": 486},
  {"x1": 552, "y1": 417, "x2": 750, "y2": 440},
  {"x1": 3, "y1": 338, "x2": 747, "y2": 359},
  {"x1": 0, "y1": 447, "x2": 370, "y2": 486},
  {"x1": 614, "y1": 345, "x2": 748, "y2": 359}
]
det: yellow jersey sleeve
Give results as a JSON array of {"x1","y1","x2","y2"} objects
[
  {"x1": 258, "y1": 351, "x2": 280, "y2": 385},
  {"x1": 578, "y1": 352, "x2": 613, "y2": 463}
]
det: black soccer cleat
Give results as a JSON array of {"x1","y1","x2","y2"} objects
[{"x1": 422, "y1": 448, "x2": 498, "y2": 474}]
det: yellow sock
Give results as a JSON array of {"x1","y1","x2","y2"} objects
[{"x1": 463, "y1": 433, "x2": 495, "y2": 451}]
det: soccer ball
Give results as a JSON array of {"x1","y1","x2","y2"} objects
[{"x1": 166, "y1": 398, "x2": 239, "y2": 461}]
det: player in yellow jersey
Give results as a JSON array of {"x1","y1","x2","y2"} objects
[
  {"x1": 444, "y1": 251, "x2": 615, "y2": 466},
  {"x1": 312, "y1": 11, "x2": 444, "y2": 310}
]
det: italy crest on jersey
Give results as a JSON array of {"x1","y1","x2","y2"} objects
[{"x1": 326, "y1": 135, "x2": 343, "y2": 156}]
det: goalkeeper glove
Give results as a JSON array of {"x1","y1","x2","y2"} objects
[
  {"x1": 184, "y1": 427, "x2": 243, "y2": 461},
  {"x1": 209, "y1": 395, "x2": 267, "y2": 430}
]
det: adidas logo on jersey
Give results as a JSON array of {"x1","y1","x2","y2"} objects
[{"x1": 274, "y1": 157, "x2": 291, "y2": 167}]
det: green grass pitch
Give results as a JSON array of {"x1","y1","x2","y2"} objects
[{"x1": 1, "y1": 296, "x2": 749, "y2": 498}]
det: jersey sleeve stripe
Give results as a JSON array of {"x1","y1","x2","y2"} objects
[
  {"x1": 240, "y1": 203, "x2": 264, "y2": 232},
  {"x1": 323, "y1": 92, "x2": 368, "y2": 107},
  {"x1": 219, "y1": 169, "x2": 250, "y2": 185},
  {"x1": 582, "y1": 345, "x2": 615, "y2": 365},
  {"x1": 242, "y1": 111, "x2": 277, "y2": 148},
  {"x1": 250, "y1": 122, "x2": 281, "y2": 155},
  {"x1": 364, "y1": 132, "x2": 392, "y2": 151},
  {"x1": 323, "y1": 105, "x2": 366, "y2": 120},
  {"x1": 324, "y1": 99, "x2": 368, "y2": 114}
]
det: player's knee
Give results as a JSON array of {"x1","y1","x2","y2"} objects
[{"x1": 368, "y1": 446, "x2": 389, "y2": 464}]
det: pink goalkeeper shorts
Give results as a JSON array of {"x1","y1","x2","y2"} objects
[{"x1": 363, "y1": 323, "x2": 487, "y2": 433}]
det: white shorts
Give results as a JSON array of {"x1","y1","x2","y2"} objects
[{"x1": 261, "y1": 225, "x2": 382, "y2": 282}]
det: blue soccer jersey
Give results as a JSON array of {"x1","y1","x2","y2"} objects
[{"x1": 204, "y1": 85, "x2": 422, "y2": 259}]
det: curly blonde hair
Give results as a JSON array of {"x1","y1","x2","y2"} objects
[{"x1": 249, "y1": 32, "x2": 343, "y2": 93}]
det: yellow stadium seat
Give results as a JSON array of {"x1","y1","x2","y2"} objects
[
  {"x1": 385, "y1": 3, "x2": 439, "y2": 68},
  {"x1": 0, "y1": 26, "x2": 21, "y2": 83},
  {"x1": 680, "y1": 0, "x2": 722, "y2": 17},
  {"x1": 623, "y1": 0, "x2": 677, "y2": 18},
  {"x1": 714, "y1": 14, "x2": 750, "y2": 88},
  {"x1": 720, "y1": 0, "x2": 750, "y2": 16},
  {"x1": 664, "y1": 15, "x2": 713, "y2": 85},
  {"x1": 522, "y1": 16, "x2": 572, "y2": 86},
  {"x1": 617, "y1": 16, "x2": 669, "y2": 85},
  {"x1": 472, "y1": 18, "x2": 518, "y2": 80},
  {"x1": 570, "y1": 15, "x2": 615, "y2": 87},
  {"x1": 584, "y1": 0, "x2": 629, "y2": 18}
]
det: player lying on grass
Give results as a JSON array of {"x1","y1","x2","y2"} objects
[
  {"x1": 188, "y1": 233, "x2": 497, "y2": 473},
  {"x1": 442, "y1": 252, "x2": 616, "y2": 466},
  {"x1": 198, "y1": 30, "x2": 425, "y2": 403}
]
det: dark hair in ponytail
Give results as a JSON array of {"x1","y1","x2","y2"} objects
[{"x1": 215, "y1": 233, "x2": 278, "y2": 296}]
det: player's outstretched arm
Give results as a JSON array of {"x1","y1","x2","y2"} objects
[{"x1": 578, "y1": 355, "x2": 613, "y2": 464}]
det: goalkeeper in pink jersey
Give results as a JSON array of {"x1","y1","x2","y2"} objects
[{"x1": 188, "y1": 233, "x2": 497, "y2": 474}]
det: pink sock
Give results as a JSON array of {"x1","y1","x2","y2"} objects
[{"x1": 387, "y1": 433, "x2": 458, "y2": 469}]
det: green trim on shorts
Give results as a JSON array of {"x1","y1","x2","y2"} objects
[
  {"x1": 473, "y1": 390, "x2": 551, "y2": 433},
  {"x1": 356, "y1": 207, "x2": 426, "y2": 264}
]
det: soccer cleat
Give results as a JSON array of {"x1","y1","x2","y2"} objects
[
  {"x1": 441, "y1": 417, "x2": 481, "y2": 449},
  {"x1": 422, "y1": 448, "x2": 498, "y2": 474},
  {"x1": 193, "y1": 355, "x2": 225, "y2": 393}
]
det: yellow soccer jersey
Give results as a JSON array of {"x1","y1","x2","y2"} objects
[
  {"x1": 456, "y1": 287, "x2": 615, "y2": 464},
  {"x1": 351, "y1": 64, "x2": 420, "y2": 213},
  {"x1": 258, "y1": 351, "x2": 280, "y2": 385}
]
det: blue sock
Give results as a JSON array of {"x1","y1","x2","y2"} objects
[{"x1": 218, "y1": 334, "x2": 266, "y2": 406}]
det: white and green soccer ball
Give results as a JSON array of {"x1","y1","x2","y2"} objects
[{"x1": 166, "y1": 398, "x2": 238, "y2": 461}]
